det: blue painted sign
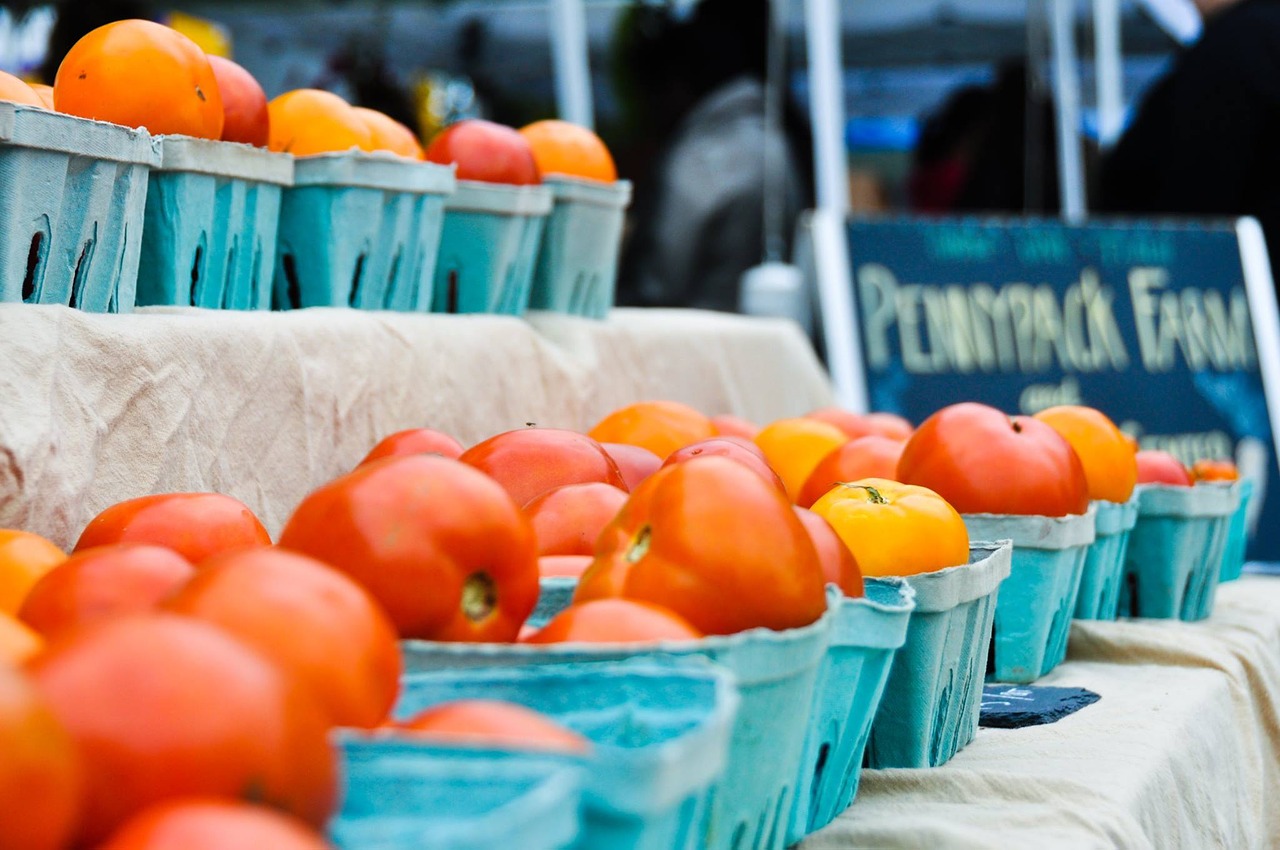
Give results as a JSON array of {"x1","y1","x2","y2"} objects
[{"x1": 845, "y1": 216, "x2": 1280, "y2": 560}]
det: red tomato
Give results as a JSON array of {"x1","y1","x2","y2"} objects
[
  {"x1": 423, "y1": 119, "x2": 541, "y2": 185},
  {"x1": 574, "y1": 456, "x2": 827, "y2": 635},
  {"x1": 358, "y1": 428, "x2": 464, "y2": 467},
  {"x1": 18, "y1": 544, "x2": 195, "y2": 638},
  {"x1": 278, "y1": 455, "x2": 538, "y2": 641},
  {"x1": 522, "y1": 599, "x2": 702, "y2": 644},
  {"x1": 1136, "y1": 450, "x2": 1193, "y2": 486},
  {"x1": 793, "y1": 507, "x2": 864, "y2": 597},
  {"x1": 897, "y1": 402, "x2": 1089, "y2": 516},
  {"x1": 394, "y1": 700, "x2": 589, "y2": 753},
  {"x1": 523, "y1": 483, "x2": 628, "y2": 556},
  {"x1": 538, "y1": 554, "x2": 593, "y2": 579},
  {"x1": 710, "y1": 414, "x2": 761, "y2": 440},
  {"x1": 207, "y1": 55, "x2": 269, "y2": 147},
  {"x1": 599, "y1": 442, "x2": 662, "y2": 491},
  {"x1": 797, "y1": 435, "x2": 905, "y2": 509},
  {"x1": 806, "y1": 408, "x2": 913, "y2": 441},
  {"x1": 98, "y1": 799, "x2": 331, "y2": 850},
  {"x1": 74, "y1": 494, "x2": 271, "y2": 564},
  {"x1": 460, "y1": 428, "x2": 627, "y2": 507},
  {"x1": 662, "y1": 436, "x2": 786, "y2": 493}
]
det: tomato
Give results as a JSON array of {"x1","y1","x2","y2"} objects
[
  {"x1": 358, "y1": 427, "x2": 464, "y2": 467},
  {"x1": 518, "y1": 119, "x2": 616, "y2": 182},
  {"x1": 522, "y1": 599, "x2": 702, "y2": 644},
  {"x1": 424, "y1": 119, "x2": 540, "y2": 185},
  {"x1": 662, "y1": 436, "x2": 786, "y2": 493},
  {"x1": 538, "y1": 554, "x2": 593, "y2": 579},
  {"x1": 207, "y1": 55, "x2": 269, "y2": 147},
  {"x1": 523, "y1": 483, "x2": 628, "y2": 556},
  {"x1": 267, "y1": 89, "x2": 372, "y2": 156},
  {"x1": 805, "y1": 408, "x2": 914, "y2": 441},
  {"x1": 460, "y1": 428, "x2": 627, "y2": 507},
  {"x1": 710, "y1": 413, "x2": 761, "y2": 440},
  {"x1": 599, "y1": 442, "x2": 663, "y2": 491},
  {"x1": 164, "y1": 548, "x2": 401, "y2": 729},
  {"x1": 0, "y1": 665, "x2": 81, "y2": 850},
  {"x1": 1033, "y1": 405, "x2": 1137, "y2": 503},
  {"x1": 1135, "y1": 450, "x2": 1193, "y2": 486},
  {"x1": 18, "y1": 544, "x2": 195, "y2": 638},
  {"x1": 0, "y1": 530, "x2": 66, "y2": 615},
  {"x1": 0, "y1": 70, "x2": 43, "y2": 107},
  {"x1": 588, "y1": 400, "x2": 717, "y2": 460},
  {"x1": 897, "y1": 402, "x2": 1089, "y2": 516},
  {"x1": 356, "y1": 107, "x2": 424, "y2": 159},
  {"x1": 753, "y1": 417, "x2": 849, "y2": 501},
  {"x1": 54, "y1": 20, "x2": 223, "y2": 139},
  {"x1": 27, "y1": 615, "x2": 337, "y2": 845},
  {"x1": 797, "y1": 435, "x2": 905, "y2": 509},
  {"x1": 0, "y1": 614, "x2": 42, "y2": 666},
  {"x1": 574, "y1": 456, "x2": 827, "y2": 635},
  {"x1": 810, "y1": 479, "x2": 970, "y2": 577},
  {"x1": 74, "y1": 493, "x2": 271, "y2": 565},
  {"x1": 394, "y1": 700, "x2": 590, "y2": 753},
  {"x1": 279, "y1": 455, "x2": 538, "y2": 641},
  {"x1": 1191, "y1": 458, "x2": 1240, "y2": 482},
  {"x1": 99, "y1": 799, "x2": 331, "y2": 850},
  {"x1": 793, "y1": 507, "x2": 864, "y2": 596}
]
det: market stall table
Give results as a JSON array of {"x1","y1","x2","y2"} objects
[{"x1": 803, "y1": 575, "x2": 1280, "y2": 850}]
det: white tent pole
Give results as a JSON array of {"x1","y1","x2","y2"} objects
[
  {"x1": 548, "y1": 0, "x2": 594, "y2": 128},
  {"x1": 1093, "y1": 0, "x2": 1125, "y2": 148},
  {"x1": 805, "y1": 0, "x2": 866, "y2": 411},
  {"x1": 1050, "y1": 0, "x2": 1087, "y2": 221}
]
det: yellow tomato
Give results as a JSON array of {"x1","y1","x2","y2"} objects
[
  {"x1": 1033, "y1": 405, "x2": 1137, "y2": 504},
  {"x1": 810, "y1": 478, "x2": 969, "y2": 577}
]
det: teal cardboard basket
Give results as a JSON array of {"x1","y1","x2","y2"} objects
[
  {"x1": 789, "y1": 579, "x2": 914, "y2": 843},
  {"x1": 530, "y1": 576, "x2": 577, "y2": 627},
  {"x1": 1121, "y1": 482, "x2": 1239, "y2": 620},
  {"x1": 432, "y1": 180, "x2": 552, "y2": 315},
  {"x1": 332, "y1": 736, "x2": 585, "y2": 850},
  {"x1": 401, "y1": 606, "x2": 833, "y2": 850},
  {"x1": 1220, "y1": 478, "x2": 1254, "y2": 583},
  {"x1": 866, "y1": 542, "x2": 1013, "y2": 769},
  {"x1": 274, "y1": 152, "x2": 455, "y2": 311},
  {"x1": 0, "y1": 103, "x2": 159, "y2": 311},
  {"x1": 529, "y1": 177, "x2": 632, "y2": 318},
  {"x1": 394, "y1": 659, "x2": 739, "y2": 850},
  {"x1": 1075, "y1": 496, "x2": 1140, "y2": 621},
  {"x1": 965, "y1": 510, "x2": 1095, "y2": 684},
  {"x1": 136, "y1": 136, "x2": 293, "y2": 310}
]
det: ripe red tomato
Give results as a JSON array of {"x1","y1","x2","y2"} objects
[
  {"x1": 797, "y1": 435, "x2": 905, "y2": 509},
  {"x1": 806, "y1": 408, "x2": 913, "y2": 441},
  {"x1": 74, "y1": 493, "x2": 272, "y2": 564},
  {"x1": 207, "y1": 55, "x2": 269, "y2": 147},
  {"x1": 358, "y1": 428, "x2": 464, "y2": 467},
  {"x1": 424, "y1": 119, "x2": 541, "y2": 185},
  {"x1": 710, "y1": 414, "x2": 761, "y2": 440},
  {"x1": 522, "y1": 599, "x2": 702, "y2": 644},
  {"x1": 393, "y1": 700, "x2": 589, "y2": 753},
  {"x1": 538, "y1": 554, "x2": 593, "y2": 579},
  {"x1": 278, "y1": 455, "x2": 538, "y2": 641},
  {"x1": 662, "y1": 436, "x2": 786, "y2": 493},
  {"x1": 1136, "y1": 450, "x2": 1193, "y2": 486},
  {"x1": 460, "y1": 428, "x2": 627, "y2": 507},
  {"x1": 793, "y1": 507, "x2": 864, "y2": 597},
  {"x1": 574, "y1": 456, "x2": 827, "y2": 635},
  {"x1": 523, "y1": 483, "x2": 628, "y2": 556},
  {"x1": 897, "y1": 402, "x2": 1089, "y2": 516},
  {"x1": 599, "y1": 443, "x2": 662, "y2": 491}
]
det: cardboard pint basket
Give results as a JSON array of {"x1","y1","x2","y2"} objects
[
  {"x1": 1121, "y1": 482, "x2": 1239, "y2": 621},
  {"x1": 0, "y1": 103, "x2": 159, "y2": 311},
  {"x1": 392, "y1": 659, "x2": 739, "y2": 850},
  {"x1": 1075, "y1": 496, "x2": 1140, "y2": 621},
  {"x1": 1219, "y1": 478, "x2": 1254, "y2": 583},
  {"x1": 865, "y1": 541, "x2": 1012, "y2": 769},
  {"x1": 965, "y1": 508, "x2": 1095, "y2": 684},
  {"x1": 136, "y1": 135, "x2": 293, "y2": 310},
  {"x1": 528, "y1": 177, "x2": 632, "y2": 318}
]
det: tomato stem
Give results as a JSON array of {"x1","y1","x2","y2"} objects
[
  {"x1": 461, "y1": 572, "x2": 497, "y2": 622},
  {"x1": 626, "y1": 525, "x2": 652, "y2": 563},
  {"x1": 841, "y1": 483, "x2": 888, "y2": 504}
]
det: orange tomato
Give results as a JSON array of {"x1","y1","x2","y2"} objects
[
  {"x1": 358, "y1": 427, "x2": 464, "y2": 467},
  {"x1": 54, "y1": 19, "x2": 224, "y2": 139},
  {"x1": 279, "y1": 455, "x2": 539, "y2": 641},
  {"x1": 394, "y1": 700, "x2": 590, "y2": 754},
  {"x1": 460, "y1": 428, "x2": 627, "y2": 507},
  {"x1": 164, "y1": 548, "x2": 401, "y2": 729},
  {"x1": 574, "y1": 456, "x2": 827, "y2": 635},
  {"x1": 1033, "y1": 405, "x2": 1138, "y2": 503},
  {"x1": 267, "y1": 89, "x2": 373, "y2": 156},
  {"x1": 793, "y1": 507, "x2": 864, "y2": 597},
  {"x1": 99, "y1": 799, "x2": 332, "y2": 850},
  {"x1": 27, "y1": 615, "x2": 337, "y2": 845},
  {"x1": 811, "y1": 479, "x2": 969, "y2": 577},
  {"x1": 797, "y1": 435, "x2": 905, "y2": 509},
  {"x1": 0, "y1": 665, "x2": 82, "y2": 850},
  {"x1": 753, "y1": 417, "x2": 849, "y2": 501},
  {"x1": 0, "y1": 71, "x2": 44, "y2": 107},
  {"x1": 518, "y1": 119, "x2": 616, "y2": 182},
  {"x1": 523, "y1": 482, "x2": 628, "y2": 556},
  {"x1": 522, "y1": 599, "x2": 702, "y2": 644},
  {"x1": 18, "y1": 544, "x2": 195, "y2": 638},
  {"x1": 0, "y1": 530, "x2": 66, "y2": 615},
  {"x1": 0, "y1": 614, "x2": 42, "y2": 666},
  {"x1": 355, "y1": 107, "x2": 424, "y2": 159},
  {"x1": 588, "y1": 400, "x2": 716, "y2": 460},
  {"x1": 75, "y1": 493, "x2": 271, "y2": 565},
  {"x1": 1191, "y1": 458, "x2": 1240, "y2": 482}
]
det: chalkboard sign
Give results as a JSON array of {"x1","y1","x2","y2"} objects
[{"x1": 844, "y1": 216, "x2": 1280, "y2": 560}]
